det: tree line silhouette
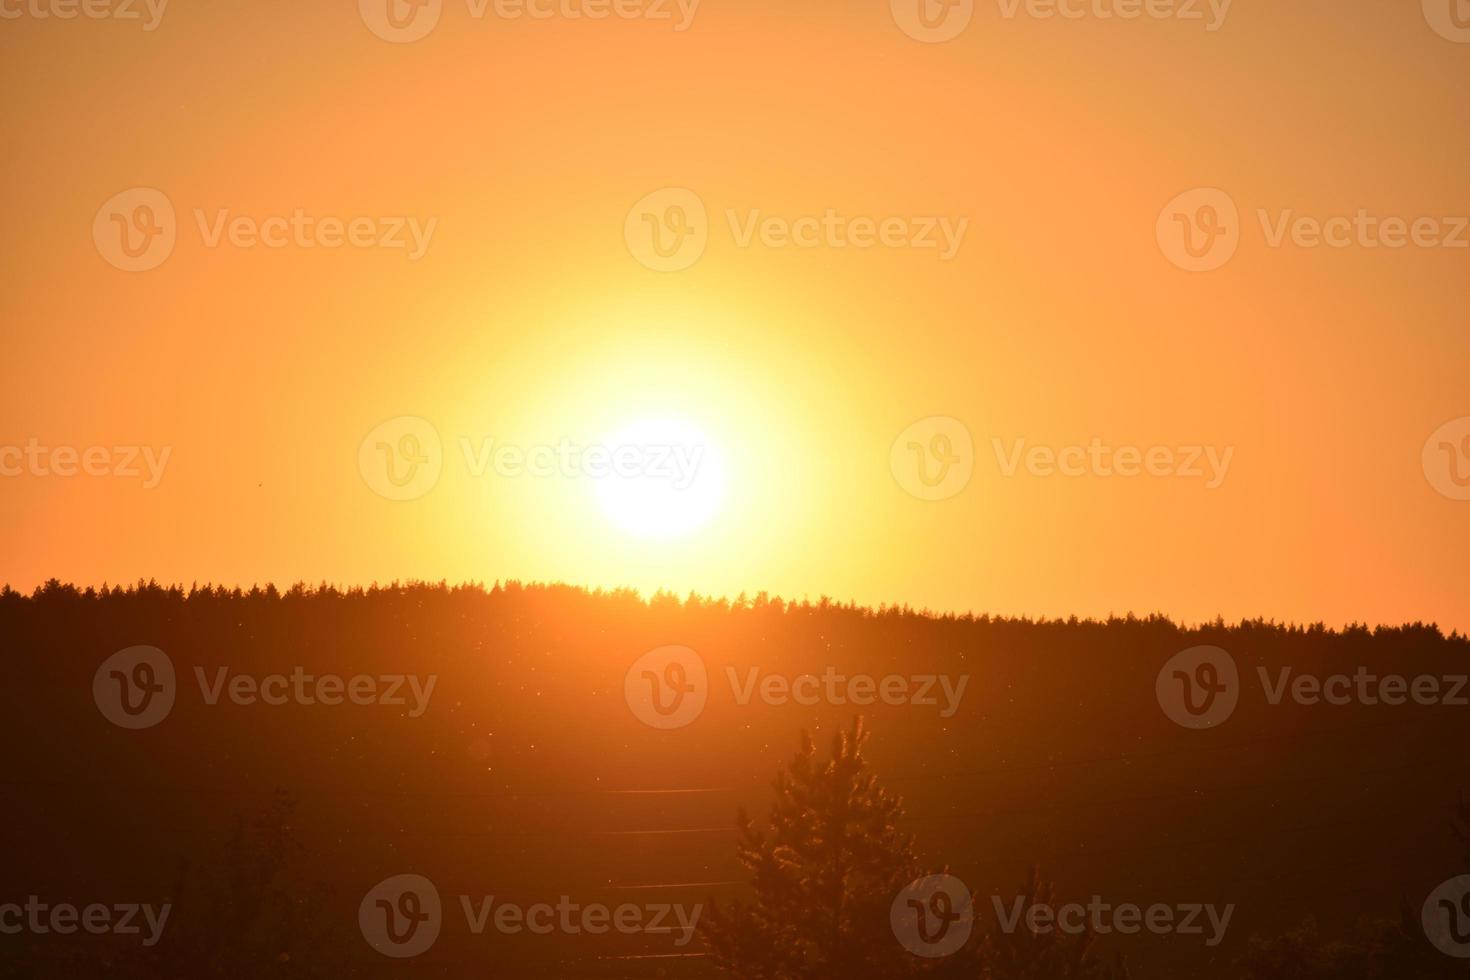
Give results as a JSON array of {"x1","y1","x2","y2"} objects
[{"x1": 2, "y1": 580, "x2": 1466, "y2": 977}]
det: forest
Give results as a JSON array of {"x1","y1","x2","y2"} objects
[{"x1": 2, "y1": 579, "x2": 1467, "y2": 978}]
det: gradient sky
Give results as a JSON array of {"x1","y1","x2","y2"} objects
[{"x1": 2, "y1": 0, "x2": 1468, "y2": 630}]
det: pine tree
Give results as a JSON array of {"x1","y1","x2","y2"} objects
[
  {"x1": 705, "y1": 719, "x2": 1137, "y2": 980},
  {"x1": 703, "y1": 717, "x2": 950, "y2": 979}
]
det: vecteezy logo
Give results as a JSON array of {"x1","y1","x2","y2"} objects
[
  {"x1": 891, "y1": 0, "x2": 975, "y2": 43},
  {"x1": 890, "y1": 416, "x2": 975, "y2": 501},
  {"x1": 93, "y1": 646, "x2": 176, "y2": 730},
  {"x1": 359, "y1": 0, "x2": 443, "y2": 42},
  {"x1": 1423, "y1": 417, "x2": 1470, "y2": 501},
  {"x1": 624, "y1": 188, "x2": 708, "y2": 272},
  {"x1": 93, "y1": 188, "x2": 177, "y2": 273},
  {"x1": 1423, "y1": 876, "x2": 1470, "y2": 958},
  {"x1": 1157, "y1": 188, "x2": 1240, "y2": 273},
  {"x1": 1423, "y1": 0, "x2": 1470, "y2": 42},
  {"x1": 358, "y1": 416, "x2": 444, "y2": 501},
  {"x1": 625, "y1": 646, "x2": 708, "y2": 729},
  {"x1": 1157, "y1": 645, "x2": 1239, "y2": 729},
  {"x1": 360, "y1": 874, "x2": 442, "y2": 958},
  {"x1": 891, "y1": 874, "x2": 974, "y2": 958}
]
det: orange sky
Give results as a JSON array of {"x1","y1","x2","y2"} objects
[{"x1": 2, "y1": 0, "x2": 1468, "y2": 630}]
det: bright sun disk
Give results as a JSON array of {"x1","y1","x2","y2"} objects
[{"x1": 594, "y1": 419, "x2": 726, "y2": 539}]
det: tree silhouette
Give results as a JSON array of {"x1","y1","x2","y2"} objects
[
  {"x1": 703, "y1": 717, "x2": 950, "y2": 978},
  {"x1": 704, "y1": 719, "x2": 1129, "y2": 980}
]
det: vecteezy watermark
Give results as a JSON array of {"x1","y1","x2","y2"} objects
[
  {"x1": 1423, "y1": 0, "x2": 1470, "y2": 43},
  {"x1": 91, "y1": 188, "x2": 177, "y2": 273},
  {"x1": 93, "y1": 646, "x2": 177, "y2": 730},
  {"x1": 891, "y1": 420, "x2": 1233, "y2": 501},
  {"x1": 624, "y1": 646, "x2": 970, "y2": 729},
  {"x1": 458, "y1": 436, "x2": 702, "y2": 486},
  {"x1": 358, "y1": 0, "x2": 699, "y2": 43},
  {"x1": 93, "y1": 188, "x2": 437, "y2": 272},
  {"x1": 360, "y1": 875, "x2": 442, "y2": 958},
  {"x1": 0, "y1": 439, "x2": 171, "y2": 489},
  {"x1": 891, "y1": 0, "x2": 974, "y2": 42},
  {"x1": 1156, "y1": 646, "x2": 1238, "y2": 729},
  {"x1": 892, "y1": 875, "x2": 975, "y2": 958},
  {"x1": 358, "y1": 416, "x2": 709, "y2": 502},
  {"x1": 891, "y1": 0, "x2": 1232, "y2": 43},
  {"x1": 1158, "y1": 187, "x2": 1470, "y2": 272},
  {"x1": 992, "y1": 438, "x2": 1233, "y2": 488},
  {"x1": 624, "y1": 646, "x2": 709, "y2": 730},
  {"x1": 1157, "y1": 645, "x2": 1470, "y2": 730},
  {"x1": 624, "y1": 188, "x2": 969, "y2": 272},
  {"x1": 1156, "y1": 188, "x2": 1240, "y2": 272},
  {"x1": 0, "y1": 0, "x2": 168, "y2": 30},
  {"x1": 1423, "y1": 876, "x2": 1470, "y2": 958},
  {"x1": 1257, "y1": 210, "x2": 1470, "y2": 251},
  {"x1": 359, "y1": 417, "x2": 445, "y2": 501},
  {"x1": 995, "y1": 0, "x2": 1231, "y2": 29},
  {"x1": 93, "y1": 647, "x2": 438, "y2": 730},
  {"x1": 891, "y1": 417, "x2": 975, "y2": 502},
  {"x1": 1424, "y1": 417, "x2": 1470, "y2": 501},
  {"x1": 0, "y1": 898, "x2": 171, "y2": 947},
  {"x1": 990, "y1": 892, "x2": 1234, "y2": 947},
  {"x1": 624, "y1": 189, "x2": 707, "y2": 272},
  {"x1": 359, "y1": 874, "x2": 702, "y2": 958}
]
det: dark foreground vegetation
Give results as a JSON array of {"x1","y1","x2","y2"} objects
[{"x1": 2, "y1": 580, "x2": 1467, "y2": 978}]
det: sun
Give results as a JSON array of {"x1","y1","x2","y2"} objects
[{"x1": 594, "y1": 419, "x2": 727, "y2": 539}]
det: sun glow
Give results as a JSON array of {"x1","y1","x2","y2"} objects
[{"x1": 594, "y1": 419, "x2": 727, "y2": 539}]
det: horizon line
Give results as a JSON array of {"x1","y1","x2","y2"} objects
[{"x1": 6, "y1": 577, "x2": 1464, "y2": 640}]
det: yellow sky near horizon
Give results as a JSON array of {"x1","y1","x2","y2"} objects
[{"x1": 2, "y1": 0, "x2": 1468, "y2": 630}]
